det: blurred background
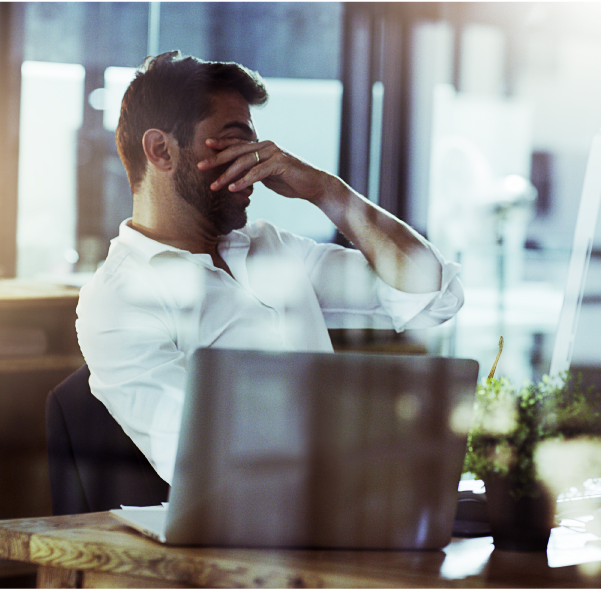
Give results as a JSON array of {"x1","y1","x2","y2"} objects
[
  {"x1": 1, "y1": 0, "x2": 601, "y2": 534},
  {"x1": 4, "y1": 1, "x2": 601, "y2": 383}
]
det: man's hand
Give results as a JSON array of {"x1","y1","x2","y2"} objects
[{"x1": 197, "y1": 138, "x2": 332, "y2": 205}]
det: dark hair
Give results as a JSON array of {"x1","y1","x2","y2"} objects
[{"x1": 116, "y1": 50, "x2": 268, "y2": 192}]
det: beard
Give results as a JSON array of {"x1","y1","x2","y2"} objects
[{"x1": 173, "y1": 148, "x2": 248, "y2": 235}]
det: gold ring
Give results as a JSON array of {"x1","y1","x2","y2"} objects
[{"x1": 254, "y1": 151, "x2": 260, "y2": 164}]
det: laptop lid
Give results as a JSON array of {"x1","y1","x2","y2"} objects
[
  {"x1": 163, "y1": 348, "x2": 479, "y2": 549},
  {"x1": 550, "y1": 129, "x2": 601, "y2": 377}
]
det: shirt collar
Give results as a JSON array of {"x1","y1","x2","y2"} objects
[{"x1": 116, "y1": 218, "x2": 251, "y2": 264}]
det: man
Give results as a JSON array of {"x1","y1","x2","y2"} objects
[{"x1": 76, "y1": 51, "x2": 464, "y2": 484}]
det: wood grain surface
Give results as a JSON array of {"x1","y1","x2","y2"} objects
[
  {"x1": 1, "y1": 512, "x2": 601, "y2": 588},
  {"x1": 36, "y1": 565, "x2": 81, "y2": 589}
]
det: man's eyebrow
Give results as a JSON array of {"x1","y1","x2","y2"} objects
[{"x1": 221, "y1": 121, "x2": 256, "y2": 137}]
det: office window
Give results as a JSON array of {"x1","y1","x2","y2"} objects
[{"x1": 17, "y1": 61, "x2": 85, "y2": 278}]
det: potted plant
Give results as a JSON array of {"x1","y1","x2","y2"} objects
[{"x1": 464, "y1": 362, "x2": 601, "y2": 551}]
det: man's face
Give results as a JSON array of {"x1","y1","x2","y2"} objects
[{"x1": 172, "y1": 91, "x2": 258, "y2": 235}]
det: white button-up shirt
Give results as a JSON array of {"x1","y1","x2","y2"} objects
[{"x1": 76, "y1": 218, "x2": 464, "y2": 483}]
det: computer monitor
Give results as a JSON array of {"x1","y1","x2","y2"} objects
[{"x1": 550, "y1": 129, "x2": 601, "y2": 378}]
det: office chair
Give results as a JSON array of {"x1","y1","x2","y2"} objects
[{"x1": 46, "y1": 365, "x2": 169, "y2": 515}]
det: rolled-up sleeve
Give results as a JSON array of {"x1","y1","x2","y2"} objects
[
  {"x1": 280, "y1": 228, "x2": 464, "y2": 332},
  {"x1": 376, "y1": 244, "x2": 464, "y2": 330}
]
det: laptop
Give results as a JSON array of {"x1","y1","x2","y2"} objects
[{"x1": 112, "y1": 348, "x2": 479, "y2": 549}]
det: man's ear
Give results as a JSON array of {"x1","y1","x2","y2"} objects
[{"x1": 142, "y1": 129, "x2": 176, "y2": 171}]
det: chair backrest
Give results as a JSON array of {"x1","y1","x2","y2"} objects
[{"x1": 46, "y1": 365, "x2": 169, "y2": 515}]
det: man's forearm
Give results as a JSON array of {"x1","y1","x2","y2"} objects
[{"x1": 315, "y1": 176, "x2": 443, "y2": 294}]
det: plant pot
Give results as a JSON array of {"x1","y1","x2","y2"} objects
[{"x1": 484, "y1": 475, "x2": 555, "y2": 552}]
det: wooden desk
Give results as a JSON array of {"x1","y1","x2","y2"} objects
[{"x1": 1, "y1": 512, "x2": 601, "y2": 588}]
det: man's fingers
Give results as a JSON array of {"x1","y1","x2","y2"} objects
[
  {"x1": 226, "y1": 161, "x2": 274, "y2": 192},
  {"x1": 202, "y1": 140, "x2": 280, "y2": 191},
  {"x1": 210, "y1": 151, "x2": 266, "y2": 191},
  {"x1": 205, "y1": 137, "x2": 250, "y2": 150},
  {"x1": 196, "y1": 138, "x2": 323, "y2": 201},
  {"x1": 199, "y1": 139, "x2": 274, "y2": 171}
]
